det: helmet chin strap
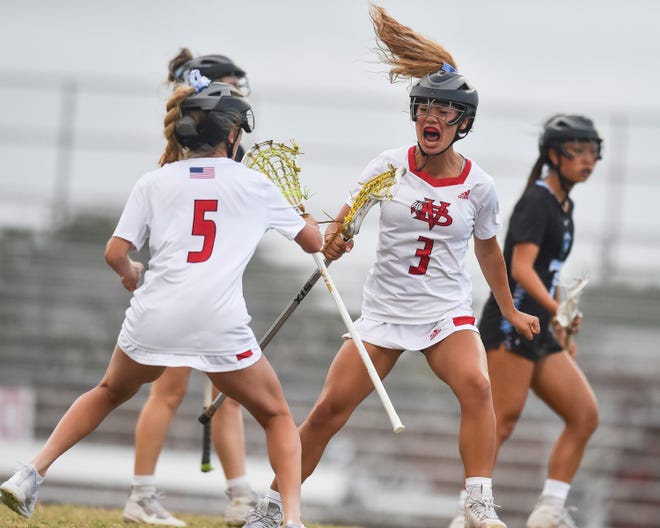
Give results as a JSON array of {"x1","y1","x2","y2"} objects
[{"x1": 551, "y1": 157, "x2": 573, "y2": 208}]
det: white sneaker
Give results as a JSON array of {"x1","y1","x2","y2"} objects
[
  {"x1": 449, "y1": 510, "x2": 466, "y2": 528},
  {"x1": 527, "y1": 496, "x2": 578, "y2": 528},
  {"x1": 122, "y1": 490, "x2": 186, "y2": 526},
  {"x1": 0, "y1": 463, "x2": 42, "y2": 518},
  {"x1": 224, "y1": 487, "x2": 258, "y2": 526},
  {"x1": 284, "y1": 522, "x2": 306, "y2": 528},
  {"x1": 243, "y1": 498, "x2": 283, "y2": 528},
  {"x1": 465, "y1": 494, "x2": 506, "y2": 528}
]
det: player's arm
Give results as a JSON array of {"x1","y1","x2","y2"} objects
[
  {"x1": 294, "y1": 214, "x2": 323, "y2": 254},
  {"x1": 105, "y1": 236, "x2": 144, "y2": 292},
  {"x1": 510, "y1": 242, "x2": 559, "y2": 315},
  {"x1": 474, "y1": 236, "x2": 539, "y2": 340}
]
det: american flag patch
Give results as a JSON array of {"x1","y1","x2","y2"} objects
[{"x1": 189, "y1": 166, "x2": 215, "y2": 179}]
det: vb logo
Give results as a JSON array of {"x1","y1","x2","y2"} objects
[{"x1": 410, "y1": 198, "x2": 453, "y2": 229}]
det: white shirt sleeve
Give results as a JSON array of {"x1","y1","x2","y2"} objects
[
  {"x1": 113, "y1": 178, "x2": 150, "y2": 251},
  {"x1": 263, "y1": 178, "x2": 307, "y2": 240},
  {"x1": 473, "y1": 178, "x2": 502, "y2": 240}
]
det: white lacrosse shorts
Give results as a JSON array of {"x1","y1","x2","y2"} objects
[{"x1": 345, "y1": 311, "x2": 479, "y2": 352}]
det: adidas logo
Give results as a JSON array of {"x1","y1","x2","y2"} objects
[{"x1": 458, "y1": 189, "x2": 470, "y2": 199}]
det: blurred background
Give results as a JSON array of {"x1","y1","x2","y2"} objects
[{"x1": 0, "y1": 1, "x2": 658, "y2": 527}]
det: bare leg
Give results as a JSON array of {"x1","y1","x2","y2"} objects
[
  {"x1": 212, "y1": 394, "x2": 247, "y2": 480},
  {"x1": 207, "y1": 356, "x2": 305, "y2": 526},
  {"x1": 424, "y1": 330, "x2": 497, "y2": 477},
  {"x1": 133, "y1": 367, "x2": 192, "y2": 475},
  {"x1": 532, "y1": 351, "x2": 599, "y2": 482},
  {"x1": 486, "y1": 344, "x2": 535, "y2": 458},
  {"x1": 297, "y1": 340, "x2": 401, "y2": 485},
  {"x1": 32, "y1": 346, "x2": 164, "y2": 476}
]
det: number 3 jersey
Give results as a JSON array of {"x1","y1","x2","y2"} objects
[
  {"x1": 112, "y1": 157, "x2": 306, "y2": 356},
  {"x1": 347, "y1": 146, "x2": 502, "y2": 325}
]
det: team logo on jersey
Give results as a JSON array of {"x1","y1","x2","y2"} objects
[
  {"x1": 458, "y1": 189, "x2": 471, "y2": 199},
  {"x1": 410, "y1": 198, "x2": 453, "y2": 229}
]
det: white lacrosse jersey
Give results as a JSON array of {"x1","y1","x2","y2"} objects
[
  {"x1": 347, "y1": 146, "x2": 502, "y2": 324},
  {"x1": 113, "y1": 157, "x2": 306, "y2": 357}
]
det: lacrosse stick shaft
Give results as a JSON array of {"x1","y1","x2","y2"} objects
[
  {"x1": 312, "y1": 253, "x2": 405, "y2": 434},
  {"x1": 200, "y1": 378, "x2": 214, "y2": 472},
  {"x1": 198, "y1": 261, "x2": 328, "y2": 425}
]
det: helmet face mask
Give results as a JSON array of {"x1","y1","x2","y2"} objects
[
  {"x1": 540, "y1": 114, "x2": 603, "y2": 161},
  {"x1": 557, "y1": 139, "x2": 602, "y2": 161},
  {"x1": 409, "y1": 69, "x2": 478, "y2": 138},
  {"x1": 410, "y1": 97, "x2": 467, "y2": 126}
]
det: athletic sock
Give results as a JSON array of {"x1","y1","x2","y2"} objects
[
  {"x1": 465, "y1": 477, "x2": 493, "y2": 500},
  {"x1": 131, "y1": 475, "x2": 156, "y2": 497},
  {"x1": 265, "y1": 488, "x2": 282, "y2": 509},
  {"x1": 540, "y1": 478, "x2": 570, "y2": 506},
  {"x1": 226, "y1": 474, "x2": 252, "y2": 496}
]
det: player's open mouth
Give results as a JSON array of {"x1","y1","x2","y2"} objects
[{"x1": 423, "y1": 127, "x2": 441, "y2": 142}]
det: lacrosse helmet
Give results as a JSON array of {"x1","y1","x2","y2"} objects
[
  {"x1": 172, "y1": 55, "x2": 250, "y2": 95},
  {"x1": 175, "y1": 82, "x2": 254, "y2": 150},
  {"x1": 539, "y1": 114, "x2": 603, "y2": 160},
  {"x1": 409, "y1": 65, "x2": 478, "y2": 137}
]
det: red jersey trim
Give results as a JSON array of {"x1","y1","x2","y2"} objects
[
  {"x1": 407, "y1": 146, "x2": 471, "y2": 187},
  {"x1": 236, "y1": 350, "x2": 254, "y2": 361}
]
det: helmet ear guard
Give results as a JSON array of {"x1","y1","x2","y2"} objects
[{"x1": 174, "y1": 82, "x2": 254, "y2": 150}]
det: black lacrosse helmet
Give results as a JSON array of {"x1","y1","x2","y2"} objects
[
  {"x1": 540, "y1": 114, "x2": 603, "y2": 160},
  {"x1": 175, "y1": 82, "x2": 255, "y2": 150},
  {"x1": 172, "y1": 55, "x2": 250, "y2": 95},
  {"x1": 409, "y1": 66, "x2": 478, "y2": 137}
]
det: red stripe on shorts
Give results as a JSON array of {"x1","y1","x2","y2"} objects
[
  {"x1": 452, "y1": 316, "x2": 476, "y2": 326},
  {"x1": 236, "y1": 350, "x2": 253, "y2": 361}
]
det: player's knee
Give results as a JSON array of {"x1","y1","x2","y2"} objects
[
  {"x1": 496, "y1": 411, "x2": 520, "y2": 443},
  {"x1": 571, "y1": 401, "x2": 599, "y2": 440},
  {"x1": 306, "y1": 397, "x2": 350, "y2": 433}
]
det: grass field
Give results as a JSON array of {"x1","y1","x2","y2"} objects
[{"x1": 0, "y1": 503, "x2": 362, "y2": 528}]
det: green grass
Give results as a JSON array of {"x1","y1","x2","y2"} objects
[{"x1": 0, "y1": 502, "x2": 362, "y2": 528}]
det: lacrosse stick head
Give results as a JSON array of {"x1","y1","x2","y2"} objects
[
  {"x1": 554, "y1": 274, "x2": 590, "y2": 328},
  {"x1": 242, "y1": 139, "x2": 310, "y2": 215},
  {"x1": 341, "y1": 165, "x2": 405, "y2": 239}
]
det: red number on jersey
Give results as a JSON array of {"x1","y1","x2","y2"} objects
[
  {"x1": 408, "y1": 236, "x2": 434, "y2": 275},
  {"x1": 187, "y1": 199, "x2": 218, "y2": 263}
]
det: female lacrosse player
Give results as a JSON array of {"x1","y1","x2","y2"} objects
[
  {"x1": 448, "y1": 115, "x2": 602, "y2": 528},
  {"x1": 122, "y1": 49, "x2": 258, "y2": 528},
  {"x1": 0, "y1": 78, "x2": 321, "y2": 528},
  {"x1": 242, "y1": 6, "x2": 539, "y2": 528}
]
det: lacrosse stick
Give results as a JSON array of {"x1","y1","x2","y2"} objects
[
  {"x1": 198, "y1": 144, "x2": 404, "y2": 424},
  {"x1": 554, "y1": 274, "x2": 590, "y2": 349},
  {"x1": 246, "y1": 139, "x2": 405, "y2": 433},
  {"x1": 200, "y1": 378, "x2": 214, "y2": 472}
]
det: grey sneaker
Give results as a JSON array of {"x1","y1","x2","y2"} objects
[
  {"x1": 224, "y1": 487, "x2": 258, "y2": 526},
  {"x1": 283, "y1": 522, "x2": 306, "y2": 528},
  {"x1": 527, "y1": 496, "x2": 578, "y2": 528},
  {"x1": 122, "y1": 490, "x2": 186, "y2": 526},
  {"x1": 0, "y1": 463, "x2": 42, "y2": 518},
  {"x1": 465, "y1": 494, "x2": 506, "y2": 528},
  {"x1": 243, "y1": 498, "x2": 283, "y2": 528}
]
